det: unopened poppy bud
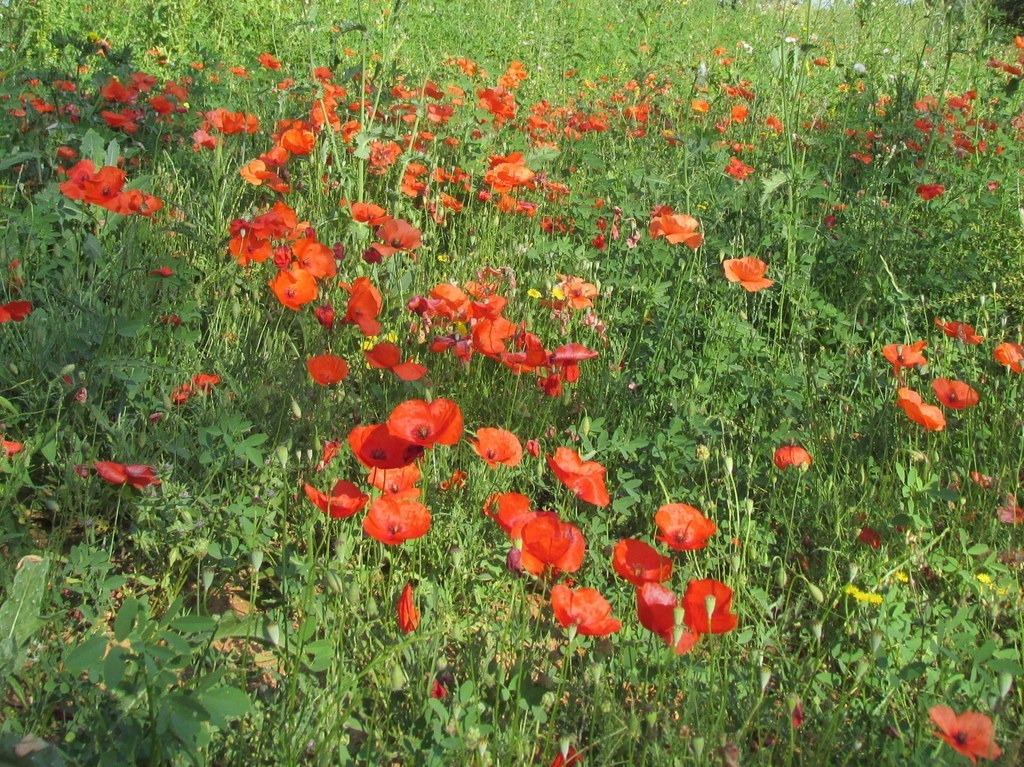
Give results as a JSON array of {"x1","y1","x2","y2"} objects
[
  {"x1": 249, "y1": 549, "x2": 264, "y2": 571},
  {"x1": 347, "y1": 582, "x2": 361, "y2": 605},
  {"x1": 314, "y1": 304, "x2": 336, "y2": 329},
  {"x1": 724, "y1": 455, "x2": 734, "y2": 475},
  {"x1": 855, "y1": 658, "x2": 869, "y2": 681},
  {"x1": 332, "y1": 242, "x2": 346, "y2": 261},
  {"x1": 690, "y1": 737, "x2": 705, "y2": 759},
  {"x1": 506, "y1": 547, "x2": 523, "y2": 575},
  {"x1": 869, "y1": 631, "x2": 882, "y2": 654},
  {"x1": 759, "y1": 666, "x2": 772, "y2": 691},
  {"x1": 275, "y1": 445, "x2": 289, "y2": 469},
  {"x1": 201, "y1": 568, "x2": 214, "y2": 591},
  {"x1": 673, "y1": 605, "x2": 685, "y2": 627},
  {"x1": 59, "y1": 364, "x2": 76, "y2": 377},
  {"x1": 704, "y1": 595, "x2": 717, "y2": 621},
  {"x1": 566, "y1": 624, "x2": 578, "y2": 643},
  {"x1": 810, "y1": 620, "x2": 823, "y2": 642},
  {"x1": 324, "y1": 569, "x2": 344, "y2": 595},
  {"x1": 272, "y1": 244, "x2": 291, "y2": 270},
  {"x1": 806, "y1": 581, "x2": 825, "y2": 604},
  {"x1": 526, "y1": 439, "x2": 540, "y2": 457},
  {"x1": 265, "y1": 621, "x2": 281, "y2": 646},
  {"x1": 390, "y1": 663, "x2": 408, "y2": 691},
  {"x1": 580, "y1": 415, "x2": 591, "y2": 436},
  {"x1": 776, "y1": 565, "x2": 788, "y2": 589},
  {"x1": 999, "y1": 672, "x2": 1013, "y2": 698},
  {"x1": 290, "y1": 398, "x2": 302, "y2": 419},
  {"x1": 558, "y1": 737, "x2": 572, "y2": 760}
]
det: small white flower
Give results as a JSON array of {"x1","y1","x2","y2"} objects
[
  {"x1": 785, "y1": 35, "x2": 798, "y2": 44},
  {"x1": 853, "y1": 63, "x2": 867, "y2": 74}
]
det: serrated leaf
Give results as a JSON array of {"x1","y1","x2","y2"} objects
[{"x1": 760, "y1": 169, "x2": 788, "y2": 208}]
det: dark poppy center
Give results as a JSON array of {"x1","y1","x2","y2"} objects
[
  {"x1": 415, "y1": 426, "x2": 431, "y2": 439},
  {"x1": 953, "y1": 731, "x2": 968, "y2": 746}
]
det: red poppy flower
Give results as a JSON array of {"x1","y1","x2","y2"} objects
[
  {"x1": 682, "y1": 579, "x2": 738, "y2": 635},
  {"x1": 2, "y1": 438, "x2": 24, "y2": 458},
  {"x1": 548, "y1": 344, "x2": 599, "y2": 384},
  {"x1": 269, "y1": 265, "x2": 318, "y2": 311},
  {"x1": 364, "y1": 342, "x2": 428, "y2": 381},
  {"x1": 993, "y1": 342, "x2": 1023, "y2": 373},
  {"x1": 95, "y1": 461, "x2": 160, "y2": 489},
  {"x1": 306, "y1": 354, "x2": 349, "y2": 385},
  {"x1": 363, "y1": 492, "x2": 431, "y2": 545},
  {"x1": 649, "y1": 211, "x2": 703, "y2": 248},
  {"x1": 368, "y1": 464, "x2": 422, "y2": 494},
  {"x1": 303, "y1": 480, "x2": 368, "y2": 519},
  {"x1": 725, "y1": 157, "x2": 755, "y2": 181},
  {"x1": 192, "y1": 374, "x2": 220, "y2": 392},
  {"x1": 348, "y1": 423, "x2": 423, "y2": 469},
  {"x1": 883, "y1": 340, "x2": 928, "y2": 377},
  {"x1": 654, "y1": 503, "x2": 716, "y2": 551},
  {"x1": 932, "y1": 378, "x2": 979, "y2": 410},
  {"x1": 547, "y1": 447, "x2": 610, "y2": 507},
  {"x1": 917, "y1": 184, "x2": 945, "y2": 200},
  {"x1": 611, "y1": 539, "x2": 673, "y2": 586},
  {"x1": 929, "y1": 705, "x2": 1001, "y2": 764},
  {"x1": 857, "y1": 526, "x2": 881, "y2": 549},
  {"x1": 349, "y1": 202, "x2": 392, "y2": 226},
  {"x1": 340, "y1": 277, "x2": 383, "y2": 336},
  {"x1": 896, "y1": 389, "x2": 946, "y2": 431},
  {"x1": 365, "y1": 342, "x2": 402, "y2": 369},
  {"x1": 549, "y1": 747, "x2": 582, "y2": 767},
  {"x1": 550, "y1": 584, "x2": 621, "y2": 637},
  {"x1": 774, "y1": 445, "x2": 813, "y2": 470},
  {"x1": 997, "y1": 494, "x2": 1022, "y2": 525},
  {"x1": 636, "y1": 582, "x2": 700, "y2": 654},
  {"x1": 471, "y1": 316, "x2": 517, "y2": 356},
  {"x1": 471, "y1": 428, "x2": 523, "y2": 468},
  {"x1": 387, "y1": 398, "x2": 463, "y2": 448},
  {"x1": 368, "y1": 218, "x2": 421, "y2": 260},
  {"x1": 723, "y1": 257, "x2": 773, "y2": 292},
  {"x1": 0, "y1": 301, "x2": 33, "y2": 323},
  {"x1": 519, "y1": 512, "x2": 586, "y2": 577},
  {"x1": 292, "y1": 236, "x2": 336, "y2": 279},
  {"x1": 484, "y1": 492, "x2": 538, "y2": 539},
  {"x1": 397, "y1": 583, "x2": 419, "y2": 633},
  {"x1": 934, "y1": 318, "x2": 983, "y2": 345}
]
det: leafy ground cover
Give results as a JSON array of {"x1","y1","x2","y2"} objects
[{"x1": 1, "y1": 0, "x2": 1022, "y2": 764}]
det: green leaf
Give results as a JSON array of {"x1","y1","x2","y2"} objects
[
  {"x1": 0, "y1": 152, "x2": 39, "y2": 173},
  {"x1": 113, "y1": 598, "x2": 141, "y2": 642},
  {"x1": 760, "y1": 169, "x2": 788, "y2": 208},
  {"x1": 0, "y1": 556, "x2": 50, "y2": 648},
  {"x1": 199, "y1": 686, "x2": 251, "y2": 728},
  {"x1": 64, "y1": 634, "x2": 109, "y2": 675},
  {"x1": 169, "y1": 616, "x2": 217, "y2": 634}
]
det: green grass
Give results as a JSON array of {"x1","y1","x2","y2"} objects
[{"x1": 0, "y1": 0, "x2": 1022, "y2": 765}]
